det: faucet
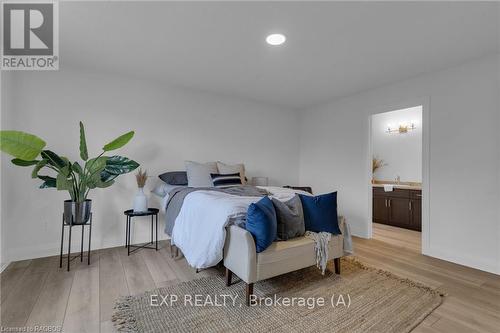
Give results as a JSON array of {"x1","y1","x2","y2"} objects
[{"x1": 395, "y1": 175, "x2": 401, "y2": 184}]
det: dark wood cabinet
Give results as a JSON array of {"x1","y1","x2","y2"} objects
[
  {"x1": 410, "y1": 197, "x2": 421, "y2": 230},
  {"x1": 388, "y1": 197, "x2": 411, "y2": 227},
  {"x1": 373, "y1": 196, "x2": 388, "y2": 223},
  {"x1": 373, "y1": 187, "x2": 421, "y2": 231}
]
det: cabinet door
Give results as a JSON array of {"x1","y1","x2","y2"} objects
[
  {"x1": 410, "y1": 199, "x2": 422, "y2": 231},
  {"x1": 388, "y1": 197, "x2": 411, "y2": 228},
  {"x1": 373, "y1": 196, "x2": 388, "y2": 223}
]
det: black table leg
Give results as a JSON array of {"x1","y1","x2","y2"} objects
[
  {"x1": 150, "y1": 215, "x2": 153, "y2": 244},
  {"x1": 125, "y1": 215, "x2": 128, "y2": 248},
  {"x1": 127, "y1": 216, "x2": 131, "y2": 256},
  {"x1": 67, "y1": 224, "x2": 72, "y2": 271},
  {"x1": 59, "y1": 214, "x2": 64, "y2": 268},
  {"x1": 155, "y1": 213, "x2": 158, "y2": 251},
  {"x1": 80, "y1": 225, "x2": 84, "y2": 262},
  {"x1": 88, "y1": 213, "x2": 92, "y2": 265}
]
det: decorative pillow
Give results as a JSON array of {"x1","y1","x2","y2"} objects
[
  {"x1": 158, "y1": 171, "x2": 188, "y2": 185},
  {"x1": 151, "y1": 182, "x2": 183, "y2": 197},
  {"x1": 245, "y1": 196, "x2": 277, "y2": 253},
  {"x1": 216, "y1": 161, "x2": 246, "y2": 185},
  {"x1": 211, "y1": 173, "x2": 242, "y2": 188},
  {"x1": 185, "y1": 161, "x2": 218, "y2": 187},
  {"x1": 272, "y1": 195, "x2": 305, "y2": 240},
  {"x1": 299, "y1": 192, "x2": 341, "y2": 234}
]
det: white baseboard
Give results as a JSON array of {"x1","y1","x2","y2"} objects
[
  {"x1": 0, "y1": 262, "x2": 10, "y2": 273},
  {"x1": 425, "y1": 245, "x2": 499, "y2": 275},
  {"x1": 350, "y1": 224, "x2": 370, "y2": 239},
  {"x1": 3, "y1": 235, "x2": 172, "y2": 264}
]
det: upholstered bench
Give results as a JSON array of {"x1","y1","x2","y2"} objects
[{"x1": 223, "y1": 218, "x2": 345, "y2": 305}]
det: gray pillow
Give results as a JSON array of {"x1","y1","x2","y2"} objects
[
  {"x1": 158, "y1": 171, "x2": 188, "y2": 185},
  {"x1": 272, "y1": 195, "x2": 305, "y2": 240}
]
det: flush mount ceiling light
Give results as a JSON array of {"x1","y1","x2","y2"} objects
[{"x1": 266, "y1": 33, "x2": 286, "y2": 46}]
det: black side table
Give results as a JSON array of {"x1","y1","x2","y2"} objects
[
  {"x1": 124, "y1": 208, "x2": 159, "y2": 255},
  {"x1": 59, "y1": 213, "x2": 92, "y2": 271}
]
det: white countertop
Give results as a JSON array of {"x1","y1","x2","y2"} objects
[{"x1": 372, "y1": 184, "x2": 422, "y2": 190}]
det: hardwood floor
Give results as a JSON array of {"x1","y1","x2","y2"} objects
[{"x1": 1, "y1": 224, "x2": 499, "y2": 332}]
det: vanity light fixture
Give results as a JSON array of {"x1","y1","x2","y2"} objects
[
  {"x1": 266, "y1": 33, "x2": 286, "y2": 46},
  {"x1": 386, "y1": 123, "x2": 416, "y2": 134}
]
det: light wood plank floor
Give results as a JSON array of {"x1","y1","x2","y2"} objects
[{"x1": 1, "y1": 224, "x2": 499, "y2": 332}]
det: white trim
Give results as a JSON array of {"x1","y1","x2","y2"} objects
[
  {"x1": 367, "y1": 97, "x2": 430, "y2": 256},
  {"x1": 421, "y1": 98, "x2": 431, "y2": 255},
  {"x1": 426, "y1": 245, "x2": 499, "y2": 275},
  {"x1": 3, "y1": 234, "x2": 171, "y2": 263}
]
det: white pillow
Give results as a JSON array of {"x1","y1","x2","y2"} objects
[
  {"x1": 185, "y1": 161, "x2": 218, "y2": 187},
  {"x1": 217, "y1": 161, "x2": 246, "y2": 185}
]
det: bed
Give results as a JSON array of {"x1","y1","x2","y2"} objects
[{"x1": 163, "y1": 186, "x2": 314, "y2": 269}]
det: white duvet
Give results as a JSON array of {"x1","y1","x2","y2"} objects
[{"x1": 171, "y1": 187, "x2": 309, "y2": 269}]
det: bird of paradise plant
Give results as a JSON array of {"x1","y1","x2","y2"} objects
[{"x1": 0, "y1": 122, "x2": 139, "y2": 203}]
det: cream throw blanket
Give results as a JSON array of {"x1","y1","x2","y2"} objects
[
  {"x1": 305, "y1": 216, "x2": 352, "y2": 275},
  {"x1": 305, "y1": 231, "x2": 332, "y2": 274}
]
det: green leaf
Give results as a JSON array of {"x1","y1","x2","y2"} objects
[
  {"x1": 79, "y1": 122, "x2": 88, "y2": 161},
  {"x1": 56, "y1": 173, "x2": 72, "y2": 190},
  {"x1": 72, "y1": 162, "x2": 83, "y2": 175},
  {"x1": 60, "y1": 165, "x2": 71, "y2": 177},
  {"x1": 38, "y1": 175, "x2": 56, "y2": 188},
  {"x1": 41, "y1": 150, "x2": 67, "y2": 169},
  {"x1": 104, "y1": 155, "x2": 139, "y2": 175},
  {"x1": 85, "y1": 156, "x2": 108, "y2": 175},
  {"x1": 85, "y1": 172, "x2": 102, "y2": 189},
  {"x1": 96, "y1": 179, "x2": 115, "y2": 188},
  {"x1": 11, "y1": 158, "x2": 39, "y2": 166},
  {"x1": 100, "y1": 170, "x2": 118, "y2": 183},
  {"x1": 32, "y1": 160, "x2": 48, "y2": 178},
  {"x1": 0, "y1": 130, "x2": 46, "y2": 161},
  {"x1": 102, "y1": 131, "x2": 134, "y2": 151}
]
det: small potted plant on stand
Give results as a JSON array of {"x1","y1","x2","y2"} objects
[{"x1": 0, "y1": 122, "x2": 140, "y2": 225}]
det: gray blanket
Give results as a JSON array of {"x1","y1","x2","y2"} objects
[{"x1": 164, "y1": 186, "x2": 268, "y2": 235}]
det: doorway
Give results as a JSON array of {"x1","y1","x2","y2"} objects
[{"x1": 369, "y1": 105, "x2": 425, "y2": 253}]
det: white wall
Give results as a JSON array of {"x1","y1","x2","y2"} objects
[
  {"x1": 2, "y1": 56, "x2": 499, "y2": 276},
  {"x1": 0, "y1": 68, "x2": 300, "y2": 264},
  {"x1": 371, "y1": 106, "x2": 422, "y2": 182},
  {"x1": 299, "y1": 54, "x2": 500, "y2": 274}
]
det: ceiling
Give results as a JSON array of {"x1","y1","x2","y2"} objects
[{"x1": 61, "y1": 2, "x2": 499, "y2": 109}]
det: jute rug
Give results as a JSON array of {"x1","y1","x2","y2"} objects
[{"x1": 113, "y1": 258, "x2": 444, "y2": 333}]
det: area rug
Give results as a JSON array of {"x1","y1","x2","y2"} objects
[{"x1": 113, "y1": 257, "x2": 443, "y2": 333}]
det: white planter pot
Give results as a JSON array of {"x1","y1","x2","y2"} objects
[{"x1": 133, "y1": 187, "x2": 148, "y2": 213}]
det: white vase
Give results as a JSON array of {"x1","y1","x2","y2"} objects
[{"x1": 133, "y1": 187, "x2": 148, "y2": 213}]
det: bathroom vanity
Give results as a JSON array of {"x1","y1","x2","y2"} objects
[{"x1": 372, "y1": 185, "x2": 422, "y2": 231}]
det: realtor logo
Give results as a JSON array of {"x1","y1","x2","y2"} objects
[{"x1": 1, "y1": 1, "x2": 59, "y2": 70}]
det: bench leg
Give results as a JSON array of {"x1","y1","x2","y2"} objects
[
  {"x1": 245, "y1": 283, "x2": 254, "y2": 306},
  {"x1": 334, "y1": 257, "x2": 341, "y2": 274},
  {"x1": 225, "y1": 268, "x2": 232, "y2": 286}
]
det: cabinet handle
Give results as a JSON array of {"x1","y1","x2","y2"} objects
[
  {"x1": 388, "y1": 199, "x2": 391, "y2": 207},
  {"x1": 409, "y1": 200, "x2": 412, "y2": 211},
  {"x1": 385, "y1": 199, "x2": 387, "y2": 207},
  {"x1": 416, "y1": 194, "x2": 422, "y2": 197}
]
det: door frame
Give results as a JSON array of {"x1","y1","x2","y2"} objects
[{"x1": 366, "y1": 97, "x2": 430, "y2": 254}]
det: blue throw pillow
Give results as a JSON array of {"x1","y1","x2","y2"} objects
[
  {"x1": 299, "y1": 192, "x2": 341, "y2": 235},
  {"x1": 245, "y1": 196, "x2": 277, "y2": 253}
]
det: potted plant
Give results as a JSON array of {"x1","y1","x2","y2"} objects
[
  {"x1": 0, "y1": 122, "x2": 139, "y2": 224},
  {"x1": 372, "y1": 156, "x2": 387, "y2": 183},
  {"x1": 133, "y1": 168, "x2": 148, "y2": 212}
]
